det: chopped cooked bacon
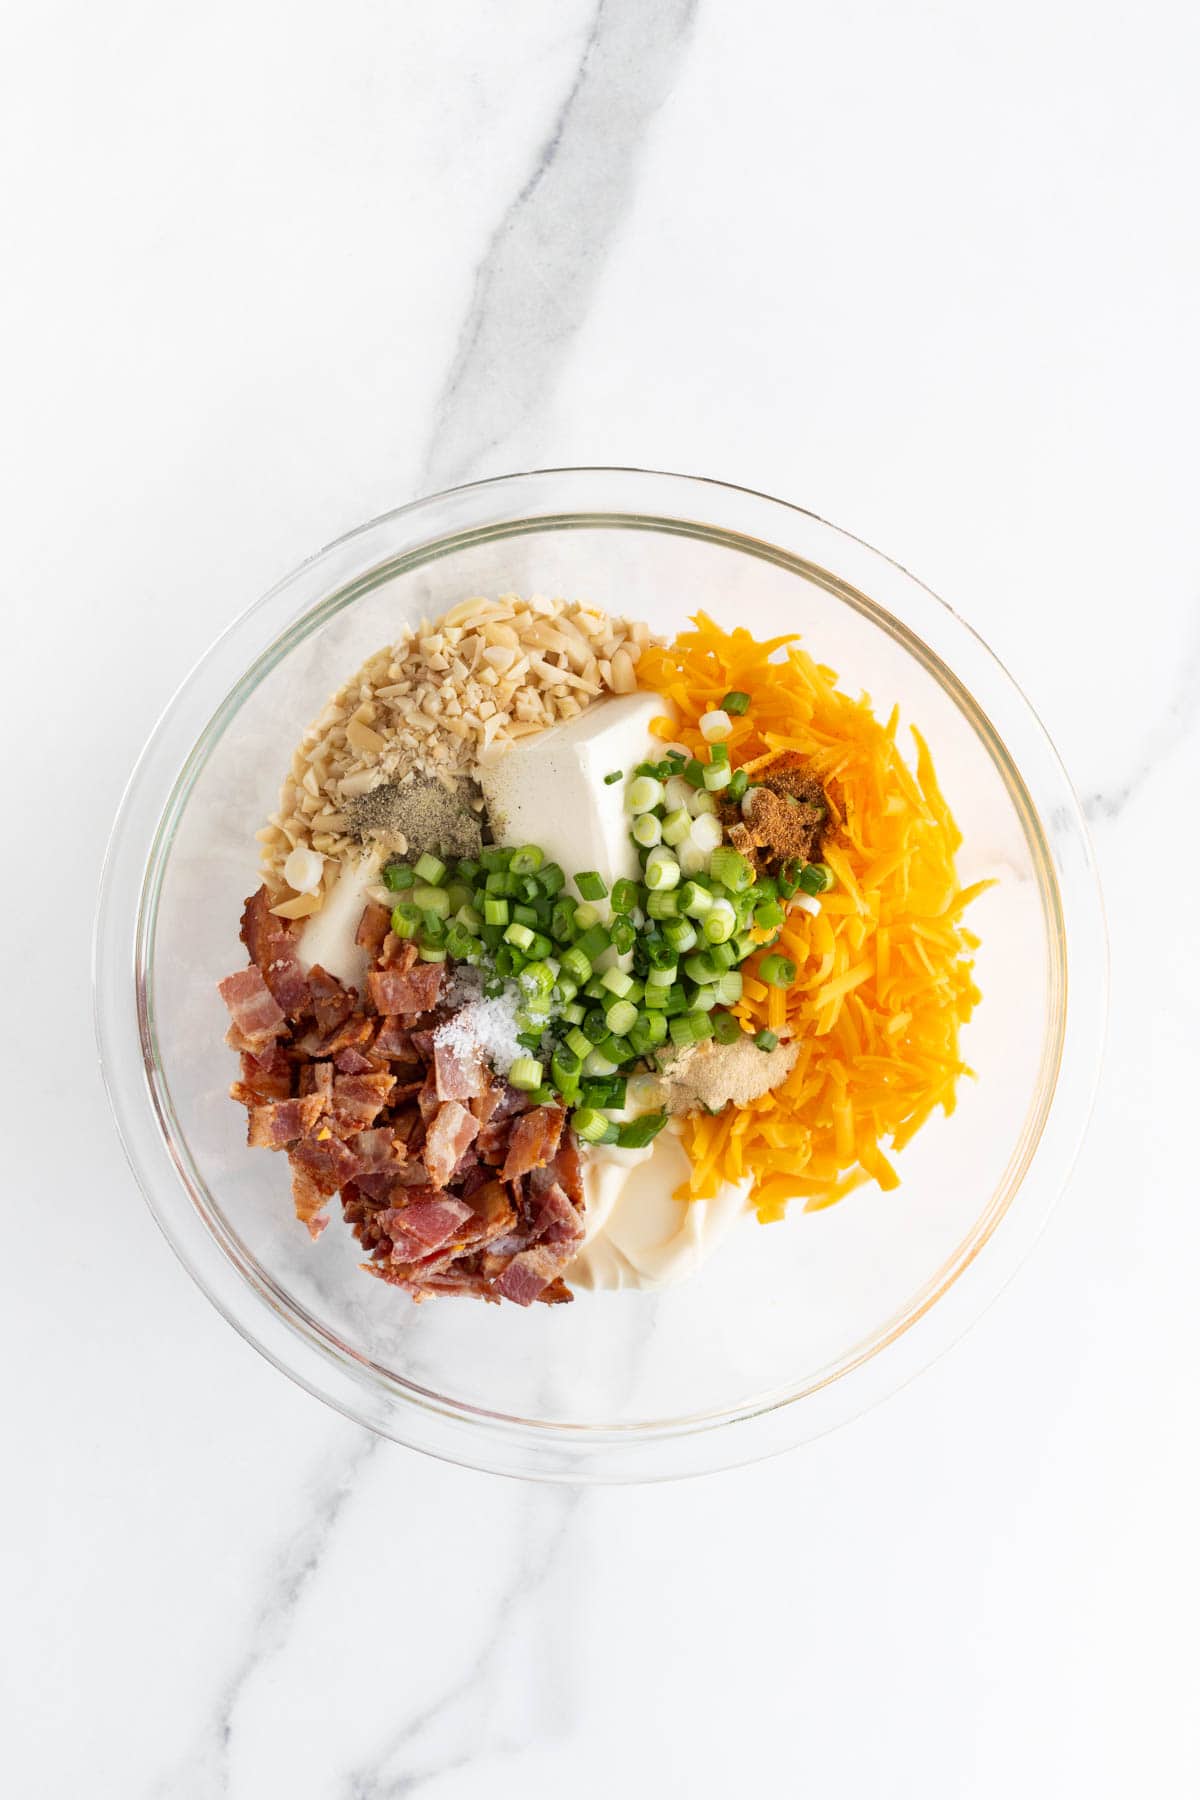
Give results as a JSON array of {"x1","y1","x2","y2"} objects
[
  {"x1": 218, "y1": 965, "x2": 286, "y2": 1048},
  {"x1": 433, "y1": 1033, "x2": 485, "y2": 1101},
  {"x1": 378, "y1": 1197, "x2": 474, "y2": 1261},
  {"x1": 231, "y1": 1043, "x2": 293, "y2": 1106},
  {"x1": 331, "y1": 1070, "x2": 395, "y2": 1129},
  {"x1": 368, "y1": 962, "x2": 444, "y2": 1017},
  {"x1": 315, "y1": 1011, "x2": 375, "y2": 1057},
  {"x1": 299, "y1": 1061, "x2": 334, "y2": 1103},
  {"x1": 423, "y1": 1100, "x2": 481, "y2": 1188},
  {"x1": 379, "y1": 934, "x2": 419, "y2": 972},
  {"x1": 349, "y1": 1126, "x2": 399, "y2": 1166},
  {"x1": 247, "y1": 1093, "x2": 326, "y2": 1149},
  {"x1": 417, "y1": 1068, "x2": 441, "y2": 1125},
  {"x1": 308, "y1": 965, "x2": 357, "y2": 1038},
  {"x1": 529, "y1": 1131, "x2": 583, "y2": 1207},
  {"x1": 529, "y1": 1181, "x2": 585, "y2": 1246},
  {"x1": 356, "y1": 902, "x2": 392, "y2": 958},
  {"x1": 225, "y1": 897, "x2": 588, "y2": 1304},
  {"x1": 493, "y1": 1243, "x2": 573, "y2": 1307},
  {"x1": 373, "y1": 1019, "x2": 414, "y2": 1059},
  {"x1": 501, "y1": 1104, "x2": 566, "y2": 1182}
]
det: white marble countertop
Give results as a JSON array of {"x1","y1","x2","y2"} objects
[{"x1": 4, "y1": 2, "x2": 1198, "y2": 1793}]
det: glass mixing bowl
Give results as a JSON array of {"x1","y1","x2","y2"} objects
[{"x1": 94, "y1": 469, "x2": 1106, "y2": 1480}]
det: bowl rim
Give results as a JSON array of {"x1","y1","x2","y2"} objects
[{"x1": 94, "y1": 466, "x2": 1108, "y2": 1481}]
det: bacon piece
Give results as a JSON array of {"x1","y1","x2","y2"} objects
[
  {"x1": 470, "y1": 1073, "x2": 502, "y2": 1127},
  {"x1": 308, "y1": 965, "x2": 357, "y2": 1038},
  {"x1": 334, "y1": 1046, "x2": 376, "y2": 1075},
  {"x1": 423, "y1": 1100, "x2": 481, "y2": 1189},
  {"x1": 493, "y1": 1243, "x2": 573, "y2": 1307},
  {"x1": 529, "y1": 1130, "x2": 583, "y2": 1207},
  {"x1": 378, "y1": 1197, "x2": 474, "y2": 1262},
  {"x1": 373, "y1": 1019, "x2": 414, "y2": 1059},
  {"x1": 289, "y1": 1131, "x2": 364, "y2": 1204},
  {"x1": 247, "y1": 1092, "x2": 326, "y2": 1149},
  {"x1": 369, "y1": 963, "x2": 444, "y2": 1017},
  {"x1": 331, "y1": 1070, "x2": 395, "y2": 1130},
  {"x1": 379, "y1": 935, "x2": 419, "y2": 972},
  {"x1": 529, "y1": 1180, "x2": 584, "y2": 1246},
  {"x1": 433, "y1": 1033, "x2": 485, "y2": 1101},
  {"x1": 458, "y1": 1179, "x2": 516, "y2": 1247},
  {"x1": 218, "y1": 965, "x2": 286, "y2": 1048},
  {"x1": 417, "y1": 1068, "x2": 441, "y2": 1125},
  {"x1": 356, "y1": 902, "x2": 392, "y2": 958},
  {"x1": 298, "y1": 1061, "x2": 334, "y2": 1104},
  {"x1": 315, "y1": 1011, "x2": 375, "y2": 1057},
  {"x1": 501, "y1": 1104, "x2": 566, "y2": 1183},
  {"x1": 349, "y1": 1126, "x2": 399, "y2": 1166},
  {"x1": 230, "y1": 1043, "x2": 293, "y2": 1106}
]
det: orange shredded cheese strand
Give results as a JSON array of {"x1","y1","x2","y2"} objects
[{"x1": 638, "y1": 617, "x2": 988, "y2": 1221}]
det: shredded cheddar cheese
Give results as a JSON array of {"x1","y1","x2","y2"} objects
[{"x1": 638, "y1": 614, "x2": 986, "y2": 1222}]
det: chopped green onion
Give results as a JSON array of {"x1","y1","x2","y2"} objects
[
  {"x1": 702, "y1": 760, "x2": 731, "y2": 791},
  {"x1": 759, "y1": 953, "x2": 797, "y2": 988},
  {"x1": 683, "y1": 758, "x2": 707, "y2": 789},
  {"x1": 509, "y1": 845, "x2": 544, "y2": 876},
  {"x1": 610, "y1": 916, "x2": 636, "y2": 954},
  {"x1": 504, "y1": 921, "x2": 535, "y2": 952},
  {"x1": 629, "y1": 1013, "x2": 668, "y2": 1055},
  {"x1": 644, "y1": 848, "x2": 680, "y2": 892},
  {"x1": 721, "y1": 690, "x2": 751, "y2": 715},
  {"x1": 574, "y1": 923, "x2": 611, "y2": 962},
  {"x1": 663, "y1": 917, "x2": 698, "y2": 953},
  {"x1": 708, "y1": 940, "x2": 738, "y2": 970},
  {"x1": 684, "y1": 951, "x2": 719, "y2": 984},
  {"x1": 413, "y1": 883, "x2": 450, "y2": 917},
  {"x1": 574, "y1": 1107, "x2": 615, "y2": 1145},
  {"x1": 389, "y1": 902, "x2": 421, "y2": 938},
  {"x1": 560, "y1": 945, "x2": 592, "y2": 985},
  {"x1": 456, "y1": 857, "x2": 481, "y2": 882},
  {"x1": 632, "y1": 812, "x2": 662, "y2": 848},
  {"x1": 754, "y1": 899, "x2": 785, "y2": 930},
  {"x1": 583, "y1": 1048, "x2": 620, "y2": 1078},
  {"x1": 712, "y1": 1009, "x2": 743, "y2": 1043},
  {"x1": 699, "y1": 709, "x2": 732, "y2": 742},
  {"x1": 575, "y1": 871, "x2": 608, "y2": 902},
  {"x1": 413, "y1": 852, "x2": 446, "y2": 886},
  {"x1": 616, "y1": 1111, "x2": 669, "y2": 1149},
  {"x1": 687, "y1": 788, "x2": 718, "y2": 817},
  {"x1": 627, "y1": 776, "x2": 664, "y2": 815},
  {"x1": 565, "y1": 1026, "x2": 594, "y2": 1061},
  {"x1": 713, "y1": 970, "x2": 744, "y2": 1006},
  {"x1": 709, "y1": 846, "x2": 756, "y2": 893},
  {"x1": 483, "y1": 896, "x2": 509, "y2": 927},
  {"x1": 646, "y1": 963, "x2": 677, "y2": 987},
  {"x1": 603, "y1": 769, "x2": 624, "y2": 786},
  {"x1": 561, "y1": 1002, "x2": 586, "y2": 1026},
  {"x1": 417, "y1": 944, "x2": 447, "y2": 963},
  {"x1": 660, "y1": 807, "x2": 691, "y2": 847},
  {"x1": 537, "y1": 862, "x2": 566, "y2": 896},
  {"x1": 798, "y1": 861, "x2": 836, "y2": 895},
  {"x1": 778, "y1": 859, "x2": 803, "y2": 898},
  {"x1": 572, "y1": 902, "x2": 603, "y2": 931},
  {"x1": 708, "y1": 740, "x2": 730, "y2": 766},
  {"x1": 551, "y1": 898, "x2": 578, "y2": 940},
  {"x1": 604, "y1": 998, "x2": 638, "y2": 1037},
  {"x1": 382, "y1": 862, "x2": 415, "y2": 891},
  {"x1": 679, "y1": 880, "x2": 712, "y2": 918},
  {"x1": 600, "y1": 966, "x2": 633, "y2": 998},
  {"x1": 551, "y1": 1047, "x2": 582, "y2": 1088},
  {"x1": 754, "y1": 1029, "x2": 780, "y2": 1052},
  {"x1": 479, "y1": 846, "x2": 511, "y2": 873},
  {"x1": 702, "y1": 898, "x2": 737, "y2": 944},
  {"x1": 519, "y1": 959, "x2": 556, "y2": 997},
  {"x1": 455, "y1": 903, "x2": 484, "y2": 933},
  {"x1": 512, "y1": 902, "x2": 538, "y2": 928},
  {"x1": 611, "y1": 878, "x2": 639, "y2": 914},
  {"x1": 646, "y1": 889, "x2": 680, "y2": 919}
]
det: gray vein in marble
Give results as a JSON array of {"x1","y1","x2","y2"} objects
[
  {"x1": 343, "y1": 1489, "x2": 586, "y2": 1798},
  {"x1": 1083, "y1": 615, "x2": 1200, "y2": 823},
  {"x1": 421, "y1": 0, "x2": 698, "y2": 490},
  {"x1": 149, "y1": 1432, "x2": 379, "y2": 1798}
]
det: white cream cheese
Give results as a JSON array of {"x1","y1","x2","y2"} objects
[
  {"x1": 569, "y1": 1127, "x2": 750, "y2": 1291},
  {"x1": 296, "y1": 849, "x2": 382, "y2": 990},
  {"x1": 479, "y1": 691, "x2": 662, "y2": 888}
]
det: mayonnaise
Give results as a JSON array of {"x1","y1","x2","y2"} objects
[
  {"x1": 568, "y1": 1125, "x2": 750, "y2": 1291},
  {"x1": 296, "y1": 849, "x2": 382, "y2": 990}
]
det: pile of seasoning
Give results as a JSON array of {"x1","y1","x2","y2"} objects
[
  {"x1": 722, "y1": 754, "x2": 827, "y2": 876},
  {"x1": 345, "y1": 775, "x2": 483, "y2": 860}
]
